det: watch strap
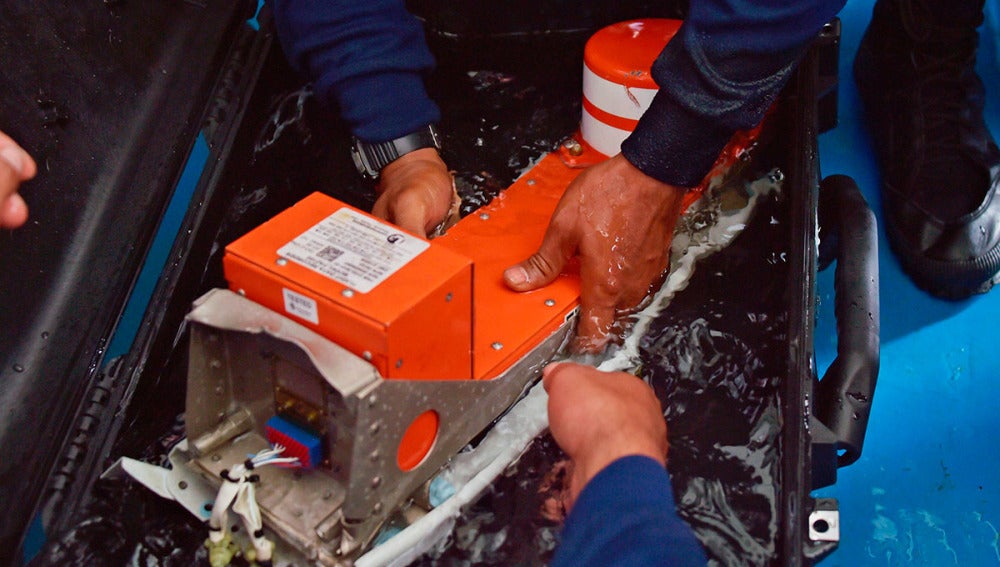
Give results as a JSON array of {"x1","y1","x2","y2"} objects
[{"x1": 351, "y1": 124, "x2": 441, "y2": 179}]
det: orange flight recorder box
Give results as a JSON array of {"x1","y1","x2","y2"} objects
[
  {"x1": 223, "y1": 154, "x2": 586, "y2": 382},
  {"x1": 223, "y1": 192, "x2": 474, "y2": 380}
]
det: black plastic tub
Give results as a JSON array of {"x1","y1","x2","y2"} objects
[{"x1": 1, "y1": 3, "x2": 877, "y2": 565}]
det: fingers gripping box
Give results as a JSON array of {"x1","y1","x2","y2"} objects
[{"x1": 224, "y1": 192, "x2": 473, "y2": 379}]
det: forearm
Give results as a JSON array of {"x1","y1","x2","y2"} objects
[
  {"x1": 552, "y1": 455, "x2": 706, "y2": 567},
  {"x1": 622, "y1": 0, "x2": 846, "y2": 187},
  {"x1": 271, "y1": 0, "x2": 440, "y2": 142}
]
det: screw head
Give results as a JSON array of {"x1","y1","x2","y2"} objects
[
  {"x1": 479, "y1": 213, "x2": 490, "y2": 220},
  {"x1": 562, "y1": 138, "x2": 583, "y2": 156},
  {"x1": 491, "y1": 342, "x2": 504, "y2": 350},
  {"x1": 544, "y1": 299, "x2": 556, "y2": 307},
  {"x1": 276, "y1": 257, "x2": 288, "y2": 266},
  {"x1": 342, "y1": 289, "x2": 355, "y2": 298}
]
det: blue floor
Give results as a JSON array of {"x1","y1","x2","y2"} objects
[{"x1": 814, "y1": 1, "x2": 1000, "y2": 565}]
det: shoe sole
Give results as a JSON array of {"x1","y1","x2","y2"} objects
[{"x1": 883, "y1": 214, "x2": 1000, "y2": 300}]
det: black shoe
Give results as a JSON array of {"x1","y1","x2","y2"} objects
[{"x1": 854, "y1": 0, "x2": 1000, "y2": 299}]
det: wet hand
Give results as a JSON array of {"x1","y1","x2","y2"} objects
[
  {"x1": 543, "y1": 362, "x2": 667, "y2": 510},
  {"x1": 0, "y1": 131, "x2": 35, "y2": 229},
  {"x1": 503, "y1": 154, "x2": 686, "y2": 352},
  {"x1": 373, "y1": 147, "x2": 458, "y2": 238}
]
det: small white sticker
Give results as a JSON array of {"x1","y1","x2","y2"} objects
[
  {"x1": 282, "y1": 288, "x2": 319, "y2": 324},
  {"x1": 277, "y1": 207, "x2": 429, "y2": 293}
]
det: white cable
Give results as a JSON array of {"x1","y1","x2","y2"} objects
[{"x1": 207, "y1": 444, "x2": 294, "y2": 562}]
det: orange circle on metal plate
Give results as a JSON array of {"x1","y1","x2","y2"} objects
[
  {"x1": 583, "y1": 19, "x2": 682, "y2": 87},
  {"x1": 397, "y1": 410, "x2": 440, "y2": 471}
]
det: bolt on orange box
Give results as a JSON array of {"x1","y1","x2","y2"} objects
[{"x1": 223, "y1": 192, "x2": 473, "y2": 380}]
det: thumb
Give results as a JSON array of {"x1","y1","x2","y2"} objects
[
  {"x1": 503, "y1": 231, "x2": 572, "y2": 292},
  {"x1": 504, "y1": 211, "x2": 578, "y2": 291}
]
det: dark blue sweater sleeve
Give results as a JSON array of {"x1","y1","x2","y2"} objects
[
  {"x1": 552, "y1": 455, "x2": 706, "y2": 566},
  {"x1": 621, "y1": 0, "x2": 846, "y2": 187},
  {"x1": 270, "y1": 0, "x2": 441, "y2": 143}
]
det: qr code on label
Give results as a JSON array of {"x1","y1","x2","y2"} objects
[{"x1": 317, "y1": 246, "x2": 343, "y2": 262}]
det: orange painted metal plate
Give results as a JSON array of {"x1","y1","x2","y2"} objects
[
  {"x1": 224, "y1": 193, "x2": 473, "y2": 380},
  {"x1": 437, "y1": 155, "x2": 584, "y2": 379}
]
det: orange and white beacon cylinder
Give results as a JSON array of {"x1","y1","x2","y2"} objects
[{"x1": 579, "y1": 19, "x2": 682, "y2": 157}]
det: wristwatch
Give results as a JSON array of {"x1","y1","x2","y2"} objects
[{"x1": 351, "y1": 124, "x2": 442, "y2": 179}]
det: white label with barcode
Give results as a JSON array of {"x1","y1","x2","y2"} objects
[{"x1": 277, "y1": 207, "x2": 429, "y2": 293}]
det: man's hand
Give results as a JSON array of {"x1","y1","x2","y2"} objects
[
  {"x1": 373, "y1": 147, "x2": 458, "y2": 238},
  {"x1": 543, "y1": 362, "x2": 668, "y2": 511},
  {"x1": 503, "y1": 154, "x2": 686, "y2": 353},
  {"x1": 0, "y1": 131, "x2": 35, "y2": 229}
]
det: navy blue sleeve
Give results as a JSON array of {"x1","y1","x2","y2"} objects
[
  {"x1": 621, "y1": 0, "x2": 846, "y2": 187},
  {"x1": 270, "y1": 0, "x2": 441, "y2": 143},
  {"x1": 552, "y1": 455, "x2": 706, "y2": 567}
]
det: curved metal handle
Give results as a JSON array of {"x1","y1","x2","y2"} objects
[{"x1": 815, "y1": 174, "x2": 880, "y2": 467}]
